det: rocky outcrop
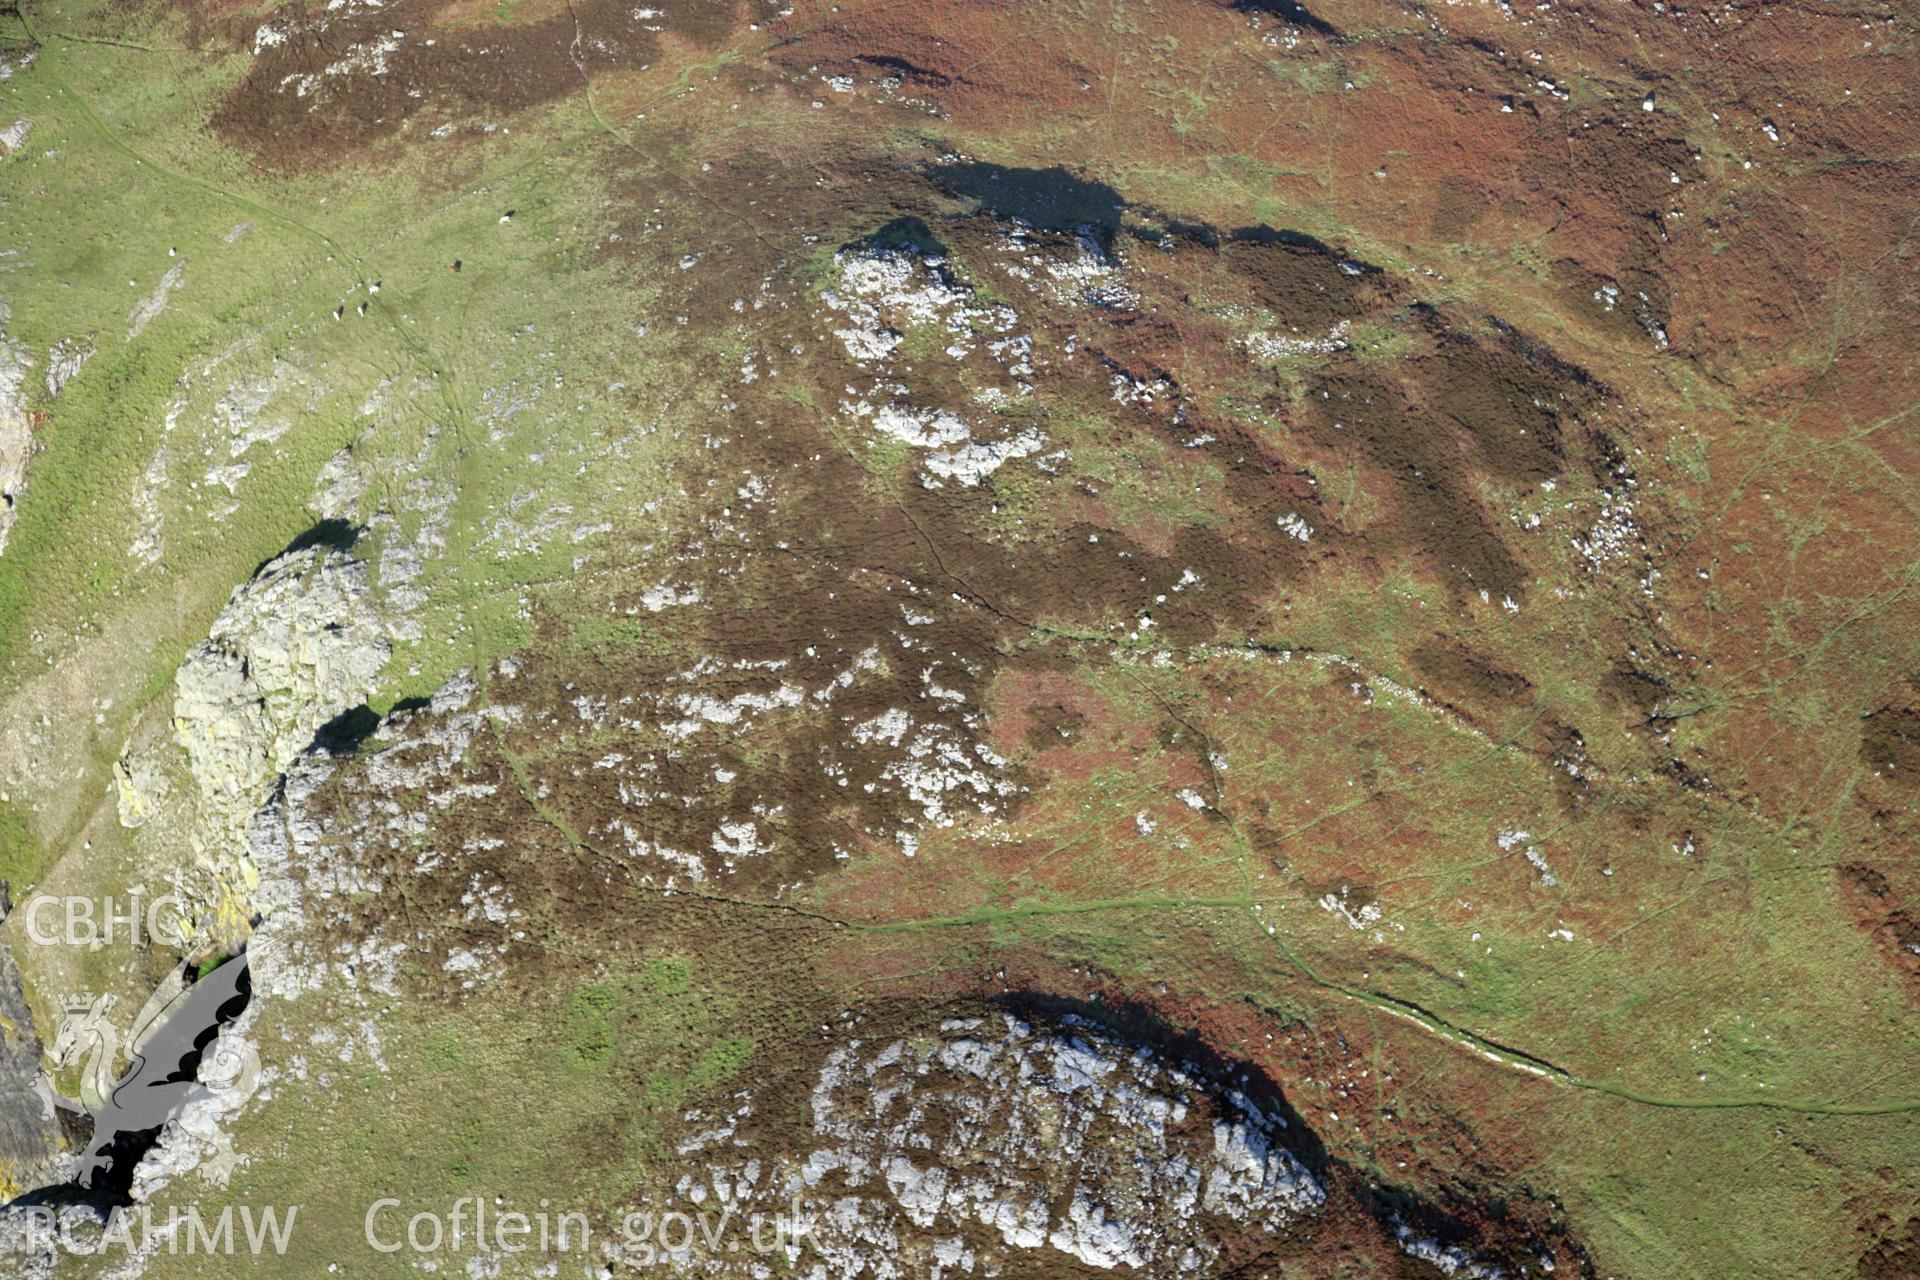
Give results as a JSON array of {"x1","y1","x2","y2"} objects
[
  {"x1": 169, "y1": 539, "x2": 390, "y2": 942},
  {"x1": 671, "y1": 1012, "x2": 1325, "y2": 1275},
  {"x1": 0, "y1": 945, "x2": 66, "y2": 1202},
  {"x1": 0, "y1": 542, "x2": 403, "y2": 1221},
  {"x1": 42, "y1": 338, "x2": 91, "y2": 401},
  {"x1": 125, "y1": 263, "x2": 183, "y2": 343},
  {"x1": 0, "y1": 315, "x2": 33, "y2": 559},
  {"x1": 246, "y1": 672, "x2": 488, "y2": 999}
]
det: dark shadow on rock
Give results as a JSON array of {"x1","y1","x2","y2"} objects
[
  {"x1": 845, "y1": 216, "x2": 950, "y2": 258},
  {"x1": 255, "y1": 517, "x2": 361, "y2": 577},
  {"x1": 992, "y1": 988, "x2": 1332, "y2": 1177},
  {"x1": 313, "y1": 703, "x2": 382, "y2": 756},
  {"x1": 933, "y1": 163, "x2": 1124, "y2": 249},
  {"x1": 1234, "y1": 0, "x2": 1339, "y2": 38},
  {"x1": 1229, "y1": 224, "x2": 1380, "y2": 273},
  {"x1": 990, "y1": 988, "x2": 1577, "y2": 1276},
  {"x1": 1129, "y1": 218, "x2": 1221, "y2": 249}
]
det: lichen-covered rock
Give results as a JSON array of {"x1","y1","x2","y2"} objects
[
  {"x1": 171, "y1": 542, "x2": 390, "y2": 939},
  {"x1": 111, "y1": 754, "x2": 170, "y2": 830},
  {"x1": 42, "y1": 337, "x2": 91, "y2": 400},
  {"x1": 670, "y1": 1014, "x2": 1324, "y2": 1276}
]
